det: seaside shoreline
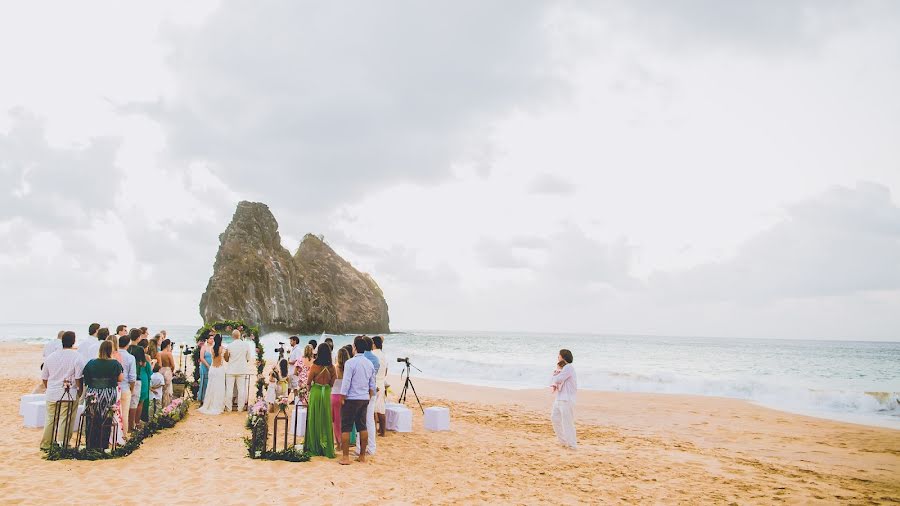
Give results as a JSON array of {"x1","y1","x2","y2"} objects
[{"x1": 1, "y1": 343, "x2": 898, "y2": 504}]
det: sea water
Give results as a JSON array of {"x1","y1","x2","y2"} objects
[{"x1": 5, "y1": 324, "x2": 898, "y2": 429}]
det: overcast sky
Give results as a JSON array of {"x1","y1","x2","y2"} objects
[{"x1": 2, "y1": 1, "x2": 899, "y2": 340}]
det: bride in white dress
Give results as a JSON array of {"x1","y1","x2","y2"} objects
[{"x1": 199, "y1": 334, "x2": 226, "y2": 415}]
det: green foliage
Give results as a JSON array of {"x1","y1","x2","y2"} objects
[{"x1": 43, "y1": 399, "x2": 190, "y2": 461}]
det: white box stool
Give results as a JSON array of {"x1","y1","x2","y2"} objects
[
  {"x1": 288, "y1": 405, "x2": 307, "y2": 437},
  {"x1": 385, "y1": 404, "x2": 412, "y2": 432},
  {"x1": 23, "y1": 400, "x2": 46, "y2": 428},
  {"x1": 423, "y1": 406, "x2": 450, "y2": 431},
  {"x1": 20, "y1": 394, "x2": 45, "y2": 416}
]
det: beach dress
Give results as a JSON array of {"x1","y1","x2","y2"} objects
[
  {"x1": 303, "y1": 367, "x2": 335, "y2": 457},
  {"x1": 199, "y1": 349, "x2": 212, "y2": 402},
  {"x1": 82, "y1": 358, "x2": 123, "y2": 450}
]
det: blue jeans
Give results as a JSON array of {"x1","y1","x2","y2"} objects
[{"x1": 199, "y1": 364, "x2": 209, "y2": 402}]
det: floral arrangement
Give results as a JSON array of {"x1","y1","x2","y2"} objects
[
  {"x1": 242, "y1": 399, "x2": 310, "y2": 462},
  {"x1": 171, "y1": 370, "x2": 188, "y2": 384},
  {"x1": 277, "y1": 395, "x2": 290, "y2": 411},
  {"x1": 45, "y1": 395, "x2": 191, "y2": 461}
]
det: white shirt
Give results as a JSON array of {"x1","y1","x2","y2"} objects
[
  {"x1": 149, "y1": 372, "x2": 165, "y2": 401},
  {"x1": 288, "y1": 345, "x2": 302, "y2": 366},
  {"x1": 551, "y1": 364, "x2": 577, "y2": 402},
  {"x1": 225, "y1": 339, "x2": 254, "y2": 375},
  {"x1": 78, "y1": 337, "x2": 101, "y2": 371},
  {"x1": 42, "y1": 348, "x2": 84, "y2": 401},
  {"x1": 43, "y1": 340, "x2": 62, "y2": 358}
]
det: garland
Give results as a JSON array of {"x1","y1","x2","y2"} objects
[
  {"x1": 44, "y1": 398, "x2": 190, "y2": 461},
  {"x1": 243, "y1": 399, "x2": 310, "y2": 462},
  {"x1": 194, "y1": 320, "x2": 265, "y2": 395}
]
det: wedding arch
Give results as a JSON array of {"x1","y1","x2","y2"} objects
[{"x1": 193, "y1": 320, "x2": 265, "y2": 396}]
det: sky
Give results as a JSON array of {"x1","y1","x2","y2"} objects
[{"x1": 1, "y1": 1, "x2": 899, "y2": 340}]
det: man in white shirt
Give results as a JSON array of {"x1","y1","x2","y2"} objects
[
  {"x1": 43, "y1": 330, "x2": 65, "y2": 358},
  {"x1": 78, "y1": 323, "x2": 102, "y2": 370},
  {"x1": 550, "y1": 349, "x2": 577, "y2": 449},
  {"x1": 224, "y1": 330, "x2": 254, "y2": 411},
  {"x1": 287, "y1": 335, "x2": 302, "y2": 395},
  {"x1": 40, "y1": 331, "x2": 84, "y2": 450}
]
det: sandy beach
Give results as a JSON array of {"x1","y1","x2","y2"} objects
[{"x1": 0, "y1": 343, "x2": 897, "y2": 505}]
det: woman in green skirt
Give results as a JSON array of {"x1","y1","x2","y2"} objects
[{"x1": 303, "y1": 343, "x2": 336, "y2": 457}]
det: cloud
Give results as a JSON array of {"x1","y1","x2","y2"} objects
[
  {"x1": 527, "y1": 173, "x2": 576, "y2": 195},
  {"x1": 475, "y1": 237, "x2": 532, "y2": 269},
  {"x1": 146, "y1": 0, "x2": 565, "y2": 211},
  {"x1": 0, "y1": 108, "x2": 122, "y2": 228},
  {"x1": 651, "y1": 182, "x2": 900, "y2": 301}
]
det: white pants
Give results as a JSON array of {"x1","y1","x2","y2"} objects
[
  {"x1": 355, "y1": 395, "x2": 377, "y2": 456},
  {"x1": 224, "y1": 375, "x2": 249, "y2": 411},
  {"x1": 551, "y1": 399, "x2": 577, "y2": 449}
]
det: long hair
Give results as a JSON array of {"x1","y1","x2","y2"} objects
[
  {"x1": 279, "y1": 358, "x2": 289, "y2": 378},
  {"x1": 98, "y1": 340, "x2": 113, "y2": 359},
  {"x1": 213, "y1": 334, "x2": 223, "y2": 358},
  {"x1": 559, "y1": 349, "x2": 574, "y2": 365},
  {"x1": 303, "y1": 344, "x2": 314, "y2": 360},
  {"x1": 337, "y1": 347, "x2": 351, "y2": 373},
  {"x1": 314, "y1": 343, "x2": 333, "y2": 367}
]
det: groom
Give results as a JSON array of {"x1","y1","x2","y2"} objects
[{"x1": 224, "y1": 329, "x2": 253, "y2": 411}]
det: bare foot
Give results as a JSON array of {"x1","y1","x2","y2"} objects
[
  {"x1": 357, "y1": 454, "x2": 367, "y2": 463},
  {"x1": 339, "y1": 457, "x2": 352, "y2": 465}
]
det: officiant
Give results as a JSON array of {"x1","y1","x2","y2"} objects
[{"x1": 224, "y1": 329, "x2": 254, "y2": 412}]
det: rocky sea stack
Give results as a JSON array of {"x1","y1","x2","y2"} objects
[{"x1": 199, "y1": 201, "x2": 390, "y2": 334}]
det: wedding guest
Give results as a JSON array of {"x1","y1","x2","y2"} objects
[
  {"x1": 296, "y1": 344, "x2": 314, "y2": 405},
  {"x1": 224, "y1": 329, "x2": 253, "y2": 412},
  {"x1": 198, "y1": 332, "x2": 214, "y2": 403},
  {"x1": 324, "y1": 337, "x2": 334, "y2": 352},
  {"x1": 287, "y1": 336, "x2": 302, "y2": 397},
  {"x1": 339, "y1": 336, "x2": 375, "y2": 465},
  {"x1": 198, "y1": 334, "x2": 227, "y2": 415},
  {"x1": 79, "y1": 326, "x2": 107, "y2": 376},
  {"x1": 148, "y1": 336, "x2": 160, "y2": 366},
  {"x1": 116, "y1": 335, "x2": 136, "y2": 435},
  {"x1": 356, "y1": 336, "x2": 379, "y2": 456},
  {"x1": 308, "y1": 339, "x2": 318, "y2": 350},
  {"x1": 127, "y1": 329, "x2": 147, "y2": 430},
  {"x1": 372, "y1": 335, "x2": 388, "y2": 437},
  {"x1": 149, "y1": 363, "x2": 164, "y2": 418},
  {"x1": 304, "y1": 342, "x2": 336, "y2": 458},
  {"x1": 265, "y1": 359, "x2": 290, "y2": 413},
  {"x1": 158, "y1": 339, "x2": 175, "y2": 407},
  {"x1": 82, "y1": 341, "x2": 123, "y2": 450},
  {"x1": 138, "y1": 338, "x2": 152, "y2": 422},
  {"x1": 331, "y1": 347, "x2": 352, "y2": 450},
  {"x1": 40, "y1": 331, "x2": 84, "y2": 450},
  {"x1": 43, "y1": 330, "x2": 65, "y2": 359},
  {"x1": 550, "y1": 349, "x2": 577, "y2": 449},
  {"x1": 115, "y1": 324, "x2": 128, "y2": 340},
  {"x1": 78, "y1": 323, "x2": 102, "y2": 368}
]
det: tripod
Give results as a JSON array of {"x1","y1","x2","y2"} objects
[{"x1": 398, "y1": 359, "x2": 424, "y2": 413}]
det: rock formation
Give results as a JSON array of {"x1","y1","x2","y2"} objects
[{"x1": 199, "y1": 201, "x2": 390, "y2": 334}]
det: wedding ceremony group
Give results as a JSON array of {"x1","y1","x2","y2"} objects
[
  {"x1": 35, "y1": 324, "x2": 184, "y2": 454},
  {"x1": 198, "y1": 329, "x2": 400, "y2": 464}
]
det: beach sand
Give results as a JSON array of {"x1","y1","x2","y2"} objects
[{"x1": 0, "y1": 343, "x2": 897, "y2": 505}]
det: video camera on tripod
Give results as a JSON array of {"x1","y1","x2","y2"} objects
[
  {"x1": 274, "y1": 342, "x2": 286, "y2": 360},
  {"x1": 396, "y1": 356, "x2": 424, "y2": 413}
]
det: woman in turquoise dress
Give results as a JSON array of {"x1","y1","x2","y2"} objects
[
  {"x1": 139, "y1": 339, "x2": 152, "y2": 421},
  {"x1": 199, "y1": 334, "x2": 214, "y2": 403},
  {"x1": 303, "y1": 343, "x2": 335, "y2": 458}
]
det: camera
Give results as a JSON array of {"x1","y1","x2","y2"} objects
[
  {"x1": 274, "y1": 343, "x2": 285, "y2": 354},
  {"x1": 397, "y1": 357, "x2": 409, "y2": 364}
]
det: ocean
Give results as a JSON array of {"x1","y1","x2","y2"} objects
[{"x1": 5, "y1": 324, "x2": 898, "y2": 429}]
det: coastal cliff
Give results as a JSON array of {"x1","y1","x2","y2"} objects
[{"x1": 199, "y1": 201, "x2": 390, "y2": 334}]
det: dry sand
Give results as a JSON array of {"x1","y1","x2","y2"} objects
[{"x1": 0, "y1": 343, "x2": 897, "y2": 505}]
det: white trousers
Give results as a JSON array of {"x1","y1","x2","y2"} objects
[
  {"x1": 224, "y1": 374, "x2": 249, "y2": 411},
  {"x1": 355, "y1": 394, "x2": 377, "y2": 455},
  {"x1": 551, "y1": 399, "x2": 577, "y2": 449}
]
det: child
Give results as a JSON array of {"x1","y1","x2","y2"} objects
[
  {"x1": 149, "y1": 363, "x2": 164, "y2": 418},
  {"x1": 266, "y1": 359, "x2": 290, "y2": 413}
]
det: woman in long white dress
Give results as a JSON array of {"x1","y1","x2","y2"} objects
[{"x1": 199, "y1": 334, "x2": 226, "y2": 415}]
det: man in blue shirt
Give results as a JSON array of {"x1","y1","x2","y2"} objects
[
  {"x1": 117, "y1": 335, "x2": 136, "y2": 436},
  {"x1": 339, "y1": 335, "x2": 375, "y2": 465},
  {"x1": 356, "y1": 336, "x2": 380, "y2": 457}
]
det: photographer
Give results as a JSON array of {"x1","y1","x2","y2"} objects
[
  {"x1": 287, "y1": 336, "x2": 301, "y2": 398},
  {"x1": 372, "y1": 336, "x2": 388, "y2": 436}
]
